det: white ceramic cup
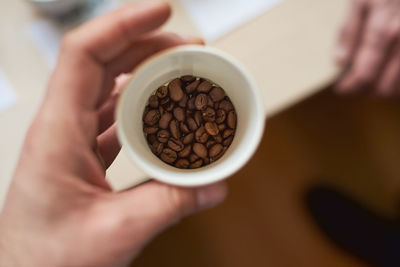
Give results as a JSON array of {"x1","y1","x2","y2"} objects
[{"x1": 117, "y1": 45, "x2": 265, "y2": 187}]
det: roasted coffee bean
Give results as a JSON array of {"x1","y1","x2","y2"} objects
[
  {"x1": 227, "y1": 111, "x2": 237, "y2": 128},
  {"x1": 178, "y1": 94, "x2": 188, "y2": 108},
  {"x1": 143, "y1": 76, "x2": 236, "y2": 169},
  {"x1": 205, "y1": 122, "x2": 219, "y2": 136},
  {"x1": 144, "y1": 126, "x2": 158, "y2": 134},
  {"x1": 187, "y1": 97, "x2": 196, "y2": 110},
  {"x1": 189, "y1": 153, "x2": 199, "y2": 163},
  {"x1": 223, "y1": 136, "x2": 234, "y2": 146},
  {"x1": 169, "y1": 119, "x2": 180, "y2": 139},
  {"x1": 179, "y1": 145, "x2": 191, "y2": 158},
  {"x1": 160, "y1": 97, "x2": 170, "y2": 105},
  {"x1": 186, "y1": 79, "x2": 200, "y2": 94},
  {"x1": 148, "y1": 95, "x2": 159, "y2": 108},
  {"x1": 218, "y1": 124, "x2": 226, "y2": 132},
  {"x1": 190, "y1": 159, "x2": 203, "y2": 169},
  {"x1": 209, "y1": 87, "x2": 225, "y2": 102},
  {"x1": 219, "y1": 99, "x2": 234, "y2": 112},
  {"x1": 143, "y1": 109, "x2": 160, "y2": 126},
  {"x1": 194, "y1": 111, "x2": 202, "y2": 126},
  {"x1": 183, "y1": 133, "x2": 194, "y2": 144},
  {"x1": 203, "y1": 107, "x2": 216, "y2": 122},
  {"x1": 193, "y1": 143, "x2": 207, "y2": 158},
  {"x1": 197, "y1": 80, "x2": 212, "y2": 93},
  {"x1": 180, "y1": 122, "x2": 190, "y2": 134},
  {"x1": 151, "y1": 141, "x2": 163, "y2": 155},
  {"x1": 173, "y1": 107, "x2": 185, "y2": 121},
  {"x1": 159, "y1": 112, "x2": 172, "y2": 129},
  {"x1": 157, "y1": 130, "x2": 170, "y2": 143},
  {"x1": 156, "y1": 86, "x2": 168, "y2": 98},
  {"x1": 209, "y1": 144, "x2": 224, "y2": 160},
  {"x1": 195, "y1": 126, "x2": 208, "y2": 143},
  {"x1": 215, "y1": 109, "x2": 226, "y2": 123},
  {"x1": 168, "y1": 78, "x2": 184, "y2": 102},
  {"x1": 206, "y1": 140, "x2": 216, "y2": 149},
  {"x1": 195, "y1": 94, "x2": 208, "y2": 110},
  {"x1": 160, "y1": 148, "x2": 177, "y2": 164},
  {"x1": 181, "y1": 75, "x2": 196, "y2": 83},
  {"x1": 168, "y1": 138, "x2": 184, "y2": 152},
  {"x1": 214, "y1": 134, "x2": 223, "y2": 143},
  {"x1": 175, "y1": 159, "x2": 190, "y2": 169},
  {"x1": 187, "y1": 117, "x2": 198, "y2": 131},
  {"x1": 147, "y1": 134, "x2": 157, "y2": 145},
  {"x1": 222, "y1": 128, "x2": 234, "y2": 138}
]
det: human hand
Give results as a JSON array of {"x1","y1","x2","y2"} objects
[
  {"x1": 0, "y1": 2, "x2": 227, "y2": 267},
  {"x1": 335, "y1": 0, "x2": 400, "y2": 95}
]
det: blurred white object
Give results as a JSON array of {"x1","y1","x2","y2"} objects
[
  {"x1": 0, "y1": 69, "x2": 17, "y2": 113},
  {"x1": 178, "y1": 0, "x2": 282, "y2": 41},
  {"x1": 28, "y1": 0, "x2": 89, "y2": 16}
]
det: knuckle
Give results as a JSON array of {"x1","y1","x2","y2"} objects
[{"x1": 60, "y1": 30, "x2": 84, "y2": 54}]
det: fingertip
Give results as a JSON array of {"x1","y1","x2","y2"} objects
[
  {"x1": 196, "y1": 181, "x2": 228, "y2": 210},
  {"x1": 180, "y1": 34, "x2": 205, "y2": 45}
]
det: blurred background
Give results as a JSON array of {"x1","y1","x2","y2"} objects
[{"x1": 2, "y1": 0, "x2": 400, "y2": 266}]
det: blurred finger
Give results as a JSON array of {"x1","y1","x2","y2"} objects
[
  {"x1": 97, "y1": 124, "x2": 121, "y2": 169},
  {"x1": 377, "y1": 44, "x2": 400, "y2": 96},
  {"x1": 335, "y1": 0, "x2": 368, "y2": 66}
]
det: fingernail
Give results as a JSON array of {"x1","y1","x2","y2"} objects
[
  {"x1": 334, "y1": 46, "x2": 347, "y2": 64},
  {"x1": 180, "y1": 34, "x2": 205, "y2": 45},
  {"x1": 196, "y1": 182, "x2": 228, "y2": 210}
]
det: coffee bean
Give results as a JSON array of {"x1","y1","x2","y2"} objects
[
  {"x1": 222, "y1": 128, "x2": 234, "y2": 138},
  {"x1": 144, "y1": 126, "x2": 158, "y2": 134},
  {"x1": 168, "y1": 138, "x2": 184, "y2": 152},
  {"x1": 169, "y1": 119, "x2": 180, "y2": 139},
  {"x1": 181, "y1": 75, "x2": 196, "y2": 83},
  {"x1": 209, "y1": 87, "x2": 225, "y2": 102},
  {"x1": 180, "y1": 122, "x2": 190, "y2": 134},
  {"x1": 151, "y1": 141, "x2": 163, "y2": 155},
  {"x1": 195, "y1": 94, "x2": 208, "y2": 110},
  {"x1": 175, "y1": 159, "x2": 190, "y2": 169},
  {"x1": 156, "y1": 86, "x2": 168, "y2": 98},
  {"x1": 159, "y1": 112, "x2": 172, "y2": 129},
  {"x1": 214, "y1": 101, "x2": 219, "y2": 110},
  {"x1": 173, "y1": 107, "x2": 185, "y2": 121},
  {"x1": 214, "y1": 134, "x2": 223, "y2": 143},
  {"x1": 197, "y1": 80, "x2": 212, "y2": 93},
  {"x1": 205, "y1": 122, "x2": 219, "y2": 136},
  {"x1": 227, "y1": 110, "x2": 237, "y2": 128},
  {"x1": 203, "y1": 107, "x2": 216, "y2": 122},
  {"x1": 149, "y1": 95, "x2": 159, "y2": 108},
  {"x1": 209, "y1": 144, "x2": 224, "y2": 160},
  {"x1": 215, "y1": 109, "x2": 226, "y2": 124},
  {"x1": 143, "y1": 109, "x2": 160, "y2": 126},
  {"x1": 190, "y1": 159, "x2": 203, "y2": 169},
  {"x1": 206, "y1": 140, "x2": 216, "y2": 149},
  {"x1": 189, "y1": 153, "x2": 199, "y2": 163},
  {"x1": 223, "y1": 136, "x2": 234, "y2": 146},
  {"x1": 207, "y1": 96, "x2": 214, "y2": 107},
  {"x1": 195, "y1": 126, "x2": 209, "y2": 143},
  {"x1": 219, "y1": 99, "x2": 234, "y2": 112},
  {"x1": 178, "y1": 94, "x2": 188, "y2": 108},
  {"x1": 193, "y1": 143, "x2": 207, "y2": 158},
  {"x1": 157, "y1": 130, "x2": 170, "y2": 143},
  {"x1": 183, "y1": 133, "x2": 194, "y2": 144},
  {"x1": 194, "y1": 111, "x2": 202, "y2": 126},
  {"x1": 187, "y1": 117, "x2": 198, "y2": 131},
  {"x1": 218, "y1": 124, "x2": 226, "y2": 132},
  {"x1": 159, "y1": 105, "x2": 164, "y2": 115},
  {"x1": 187, "y1": 97, "x2": 196, "y2": 110},
  {"x1": 160, "y1": 97, "x2": 170, "y2": 105},
  {"x1": 186, "y1": 79, "x2": 200, "y2": 94},
  {"x1": 169, "y1": 78, "x2": 184, "y2": 102},
  {"x1": 147, "y1": 134, "x2": 157, "y2": 145},
  {"x1": 204, "y1": 157, "x2": 210, "y2": 165},
  {"x1": 160, "y1": 148, "x2": 177, "y2": 164},
  {"x1": 164, "y1": 101, "x2": 175, "y2": 112},
  {"x1": 179, "y1": 145, "x2": 191, "y2": 158}
]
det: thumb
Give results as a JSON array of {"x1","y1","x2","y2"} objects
[{"x1": 110, "y1": 181, "x2": 227, "y2": 246}]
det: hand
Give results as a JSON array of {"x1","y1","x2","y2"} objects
[
  {"x1": 335, "y1": 0, "x2": 400, "y2": 95},
  {"x1": 0, "y1": 2, "x2": 227, "y2": 267}
]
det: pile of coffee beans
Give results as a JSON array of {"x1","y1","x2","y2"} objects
[{"x1": 142, "y1": 76, "x2": 237, "y2": 169}]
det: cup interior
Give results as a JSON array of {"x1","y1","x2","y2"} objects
[{"x1": 117, "y1": 45, "x2": 265, "y2": 186}]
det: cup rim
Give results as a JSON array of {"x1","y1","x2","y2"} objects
[{"x1": 116, "y1": 45, "x2": 265, "y2": 187}]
